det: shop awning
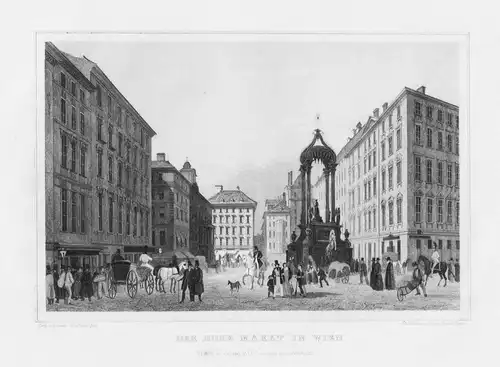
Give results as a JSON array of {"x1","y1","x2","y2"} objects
[
  {"x1": 382, "y1": 234, "x2": 400, "y2": 241},
  {"x1": 408, "y1": 234, "x2": 431, "y2": 239},
  {"x1": 124, "y1": 245, "x2": 155, "y2": 254},
  {"x1": 49, "y1": 243, "x2": 107, "y2": 255}
]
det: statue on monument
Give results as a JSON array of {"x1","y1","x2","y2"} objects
[
  {"x1": 291, "y1": 230, "x2": 297, "y2": 243},
  {"x1": 313, "y1": 199, "x2": 323, "y2": 223}
]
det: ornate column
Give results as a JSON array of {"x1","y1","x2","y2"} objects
[
  {"x1": 306, "y1": 165, "x2": 312, "y2": 223},
  {"x1": 324, "y1": 167, "x2": 330, "y2": 223},
  {"x1": 331, "y1": 165, "x2": 336, "y2": 216},
  {"x1": 300, "y1": 166, "x2": 307, "y2": 226}
]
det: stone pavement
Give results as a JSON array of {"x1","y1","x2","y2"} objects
[{"x1": 47, "y1": 266, "x2": 460, "y2": 312}]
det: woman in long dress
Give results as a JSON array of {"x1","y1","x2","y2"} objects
[
  {"x1": 46, "y1": 265, "x2": 55, "y2": 305},
  {"x1": 282, "y1": 263, "x2": 292, "y2": 297}
]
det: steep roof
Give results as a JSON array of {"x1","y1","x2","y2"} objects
[
  {"x1": 151, "y1": 160, "x2": 176, "y2": 170},
  {"x1": 209, "y1": 189, "x2": 257, "y2": 205}
]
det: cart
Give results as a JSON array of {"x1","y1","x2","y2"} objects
[
  {"x1": 327, "y1": 261, "x2": 350, "y2": 284},
  {"x1": 108, "y1": 260, "x2": 155, "y2": 299},
  {"x1": 396, "y1": 280, "x2": 418, "y2": 302}
]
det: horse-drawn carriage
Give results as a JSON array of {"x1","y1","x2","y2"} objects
[{"x1": 107, "y1": 260, "x2": 155, "y2": 299}]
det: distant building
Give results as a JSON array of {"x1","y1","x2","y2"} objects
[
  {"x1": 151, "y1": 153, "x2": 191, "y2": 257},
  {"x1": 314, "y1": 86, "x2": 460, "y2": 262},
  {"x1": 262, "y1": 195, "x2": 291, "y2": 256},
  {"x1": 45, "y1": 42, "x2": 156, "y2": 269},
  {"x1": 180, "y1": 160, "x2": 215, "y2": 262},
  {"x1": 209, "y1": 186, "x2": 257, "y2": 259},
  {"x1": 284, "y1": 171, "x2": 302, "y2": 237}
]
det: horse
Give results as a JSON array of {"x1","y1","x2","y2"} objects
[
  {"x1": 154, "y1": 261, "x2": 187, "y2": 293},
  {"x1": 242, "y1": 256, "x2": 266, "y2": 290},
  {"x1": 418, "y1": 255, "x2": 448, "y2": 287}
]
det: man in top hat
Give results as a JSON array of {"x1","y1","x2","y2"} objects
[
  {"x1": 139, "y1": 246, "x2": 154, "y2": 273},
  {"x1": 374, "y1": 258, "x2": 384, "y2": 291},
  {"x1": 384, "y1": 257, "x2": 396, "y2": 290},
  {"x1": 272, "y1": 261, "x2": 284, "y2": 298},
  {"x1": 369, "y1": 258, "x2": 376, "y2": 289},
  {"x1": 359, "y1": 258, "x2": 368, "y2": 285},
  {"x1": 111, "y1": 248, "x2": 124, "y2": 263},
  {"x1": 253, "y1": 245, "x2": 263, "y2": 270}
]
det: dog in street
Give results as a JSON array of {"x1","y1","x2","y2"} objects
[{"x1": 228, "y1": 280, "x2": 241, "y2": 295}]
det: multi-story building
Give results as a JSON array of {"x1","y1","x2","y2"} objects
[
  {"x1": 261, "y1": 195, "x2": 291, "y2": 256},
  {"x1": 45, "y1": 42, "x2": 156, "y2": 268},
  {"x1": 180, "y1": 160, "x2": 215, "y2": 262},
  {"x1": 209, "y1": 187, "x2": 257, "y2": 258},
  {"x1": 151, "y1": 153, "x2": 191, "y2": 257},
  {"x1": 284, "y1": 170, "x2": 302, "y2": 237},
  {"x1": 325, "y1": 86, "x2": 460, "y2": 263}
]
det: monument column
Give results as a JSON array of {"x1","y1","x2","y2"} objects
[
  {"x1": 331, "y1": 165, "x2": 336, "y2": 216},
  {"x1": 300, "y1": 166, "x2": 306, "y2": 225},
  {"x1": 324, "y1": 168, "x2": 330, "y2": 223},
  {"x1": 306, "y1": 165, "x2": 312, "y2": 222}
]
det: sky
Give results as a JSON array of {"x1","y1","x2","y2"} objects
[{"x1": 55, "y1": 39, "x2": 461, "y2": 232}]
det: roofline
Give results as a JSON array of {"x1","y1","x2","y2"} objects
[
  {"x1": 82, "y1": 56, "x2": 157, "y2": 138},
  {"x1": 338, "y1": 86, "x2": 459, "y2": 160},
  {"x1": 151, "y1": 162, "x2": 192, "y2": 185},
  {"x1": 45, "y1": 42, "x2": 96, "y2": 92}
]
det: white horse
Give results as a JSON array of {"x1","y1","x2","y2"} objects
[{"x1": 156, "y1": 261, "x2": 187, "y2": 293}]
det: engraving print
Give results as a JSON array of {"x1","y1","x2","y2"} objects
[{"x1": 43, "y1": 38, "x2": 461, "y2": 312}]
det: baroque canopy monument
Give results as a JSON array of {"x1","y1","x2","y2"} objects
[{"x1": 288, "y1": 129, "x2": 352, "y2": 266}]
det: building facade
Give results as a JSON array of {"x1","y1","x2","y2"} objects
[
  {"x1": 261, "y1": 196, "x2": 291, "y2": 256},
  {"x1": 151, "y1": 154, "x2": 191, "y2": 256},
  {"x1": 180, "y1": 161, "x2": 215, "y2": 262},
  {"x1": 326, "y1": 86, "x2": 460, "y2": 263},
  {"x1": 45, "y1": 42, "x2": 156, "y2": 268},
  {"x1": 209, "y1": 187, "x2": 257, "y2": 258},
  {"x1": 284, "y1": 170, "x2": 303, "y2": 238}
]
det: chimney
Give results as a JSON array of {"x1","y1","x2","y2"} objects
[
  {"x1": 288, "y1": 171, "x2": 293, "y2": 186},
  {"x1": 237, "y1": 185, "x2": 240, "y2": 191},
  {"x1": 356, "y1": 122, "x2": 362, "y2": 132},
  {"x1": 417, "y1": 86, "x2": 426, "y2": 94},
  {"x1": 282, "y1": 192, "x2": 286, "y2": 202},
  {"x1": 382, "y1": 102, "x2": 388, "y2": 111},
  {"x1": 373, "y1": 108, "x2": 379, "y2": 118},
  {"x1": 157, "y1": 153, "x2": 165, "y2": 161}
]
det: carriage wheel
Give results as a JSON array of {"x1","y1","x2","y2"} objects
[
  {"x1": 397, "y1": 288, "x2": 404, "y2": 302},
  {"x1": 126, "y1": 270, "x2": 138, "y2": 298},
  {"x1": 108, "y1": 281, "x2": 117, "y2": 299},
  {"x1": 342, "y1": 273, "x2": 349, "y2": 284},
  {"x1": 146, "y1": 273, "x2": 155, "y2": 295},
  {"x1": 336, "y1": 271, "x2": 342, "y2": 283}
]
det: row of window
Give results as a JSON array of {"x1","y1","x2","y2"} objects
[
  {"x1": 415, "y1": 101, "x2": 458, "y2": 129},
  {"x1": 60, "y1": 97, "x2": 87, "y2": 136},
  {"x1": 219, "y1": 226, "x2": 252, "y2": 235},
  {"x1": 349, "y1": 160, "x2": 403, "y2": 209},
  {"x1": 415, "y1": 157, "x2": 459, "y2": 186},
  {"x1": 416, "y1": 125, "x2": 459, "y2": 154},
  {"x1": 216, "y1": 237, "x2": 251, "y2": 247},
  {"x1": 60, "y1": 189, "x2": 86, "y2": 233},
  {"x1": 415, "y1": 198, "x2": 459, "y2": 224},
  {"x1": 60, "y1": 72, "x2": 86, "y2": 105},
  {"x1": 416, "y1": 239, "x2": 460, "y2": 250},
  {"x1": 60, "y1": 133, "x2": 87, "y2": 177},
  {"x1": 95, "y1": 83, "x2": 148, "y2": 149},
  {"x1": 97, "y1": 118, "x2": 149, "y2": 173},
  {"x1": 96, "y1": 192, "x2": 149, "y2": 237},
  {"x1": 213, "y1": 215, "x2": 252, "y2": 224},
  {"x1": 215, "y1": 208, "x2": 252, "y2": 214}
]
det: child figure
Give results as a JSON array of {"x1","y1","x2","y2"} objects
[{"x1": 267, "y1": 275, "x2": 274, "y2": 298}]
